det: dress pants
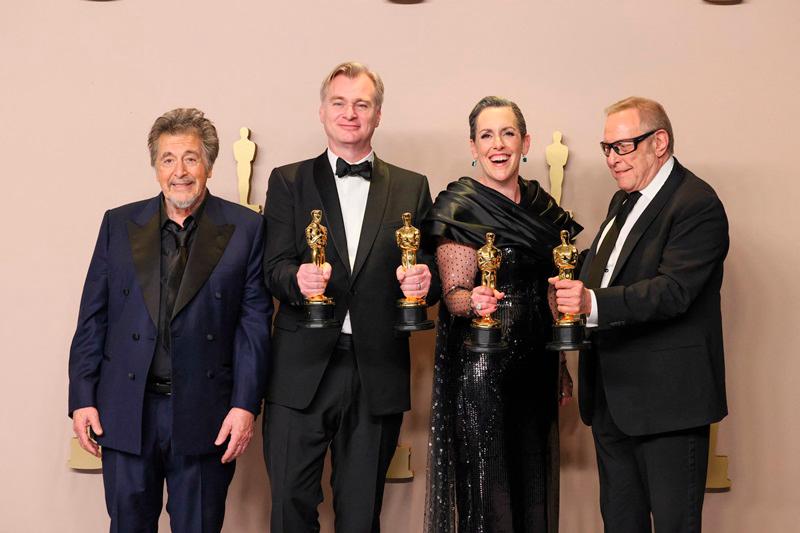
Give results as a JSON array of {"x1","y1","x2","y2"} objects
[
  {"x1": 592, "y1": 366, "x2": 710, "y2": 533},
  {"x1": 264, "y1": 334, "x2": 403, "y2": 533},
  {"x1": 101, "y1": 393, "x2": 235, "y2": 533}
]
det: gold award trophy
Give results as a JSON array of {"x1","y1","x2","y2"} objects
[
  {"x1": 394, "y1": 212, "x2": 434, "y2": 332},
  {"x1": 301, "y1": 209, "x2": 340, "y2": 329},
  {"x1": 465, "y1": 232, "x2": 508, "y2": 353},
  {"x1": 546, "y1": 229, "x2": 591, "y2": 350}
]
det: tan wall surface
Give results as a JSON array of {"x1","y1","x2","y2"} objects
[{"x1": 1, "y1": 0, "x2": 799, "y2": 531}]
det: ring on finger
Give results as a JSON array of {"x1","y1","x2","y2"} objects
[
  {"x1": 417, "y1": 282, "x2": 421, "y2": 290},
  {"x1": 476, "y1": 303, "x2": 482, "y2": 311}
]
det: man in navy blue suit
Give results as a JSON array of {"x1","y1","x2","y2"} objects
[{"x1": 68, "y1": 108, "x2": 272, "y2": 533}]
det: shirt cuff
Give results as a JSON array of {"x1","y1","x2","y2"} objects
[{"x1": 586, "y1": 289, "x2": 599, "y2": 328}]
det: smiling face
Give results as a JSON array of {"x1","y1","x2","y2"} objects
[
  {"x1": 319, "y1": 73, "x2": 381, "y2": 159},
  {"x1": 603, "y1": 108, "x2": 669, "y2": 193},
  {"x1": 154, "y1": 132, "x2": 210, "y2": 212},
  {"x1": 470, "y1": 106, "x2": 531, "y2": 186}
]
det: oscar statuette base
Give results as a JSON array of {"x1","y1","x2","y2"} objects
[
  {"x1": 465, "y1": 323, "x2": 508, "y2": 353},
  {"x1": 300, "y1": 299, "x2": 341, "y2": 329},
  {"x1": 546, "y1": 323, "x2": 591, "y2": 351},
  {"x1": 394, "y1": 300, "x2": 434, "y2": 332}
]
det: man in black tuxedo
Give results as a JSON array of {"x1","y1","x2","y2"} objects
[
  {"x1": 551, "y1": 97, "x2": 728, "y2": 532},
  {"x1": 68, "y1": 108, "x2": 272, "y2": 532},
  {"x1": 262, "y1": 61, "x2": 439, "y2": 532}
]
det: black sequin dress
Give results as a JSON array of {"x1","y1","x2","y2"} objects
[{"x1": 422, "y1": 177, "x2": 581, "y2": 533}]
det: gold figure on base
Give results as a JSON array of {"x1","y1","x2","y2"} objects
[
  {"x1": 546, "y1": 230, "x2": 590, "y2": 350},
  {"x1": 394, "y1": 212, "x2": 434, "y2": 331},
  {"x1": 301, "y1": 209, "x2": 339, "y2": 328},
  {"x1": 466, "y1": 232, "x2": 507, "y2": 352},
  {"x1": 546, "y1": 131, "x2": 569, "y2": 206},
  {"x1": 233, "y1": 127, "x2": 262, "y2": 213}
]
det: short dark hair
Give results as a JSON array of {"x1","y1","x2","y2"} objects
[
  {"x1": 147, "y1": 108, "x2": 219, "y2": 169},
  {"x1": 468, "y1": 96, "x2": 527, "y2": 140}
]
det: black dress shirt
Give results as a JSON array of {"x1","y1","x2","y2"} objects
[{"x1": 148, "y1": 198, "x2": 205, "y2": 383}]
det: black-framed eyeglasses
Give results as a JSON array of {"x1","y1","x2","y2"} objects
[{"x1": 600, "y1": 130, "x2": 658, "y2": 157}]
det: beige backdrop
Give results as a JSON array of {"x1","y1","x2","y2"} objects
[{"x1": 1, "y1": 0, "x2": 799, "y2": 531}]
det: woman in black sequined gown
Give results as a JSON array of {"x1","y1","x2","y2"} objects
[{"x1": 423, "y1": 97, "x2": 582, "y2": 533}]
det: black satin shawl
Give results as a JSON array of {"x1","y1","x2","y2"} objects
[{"x1": 423, "y1": 176, "x2": 582, "y2": 261}]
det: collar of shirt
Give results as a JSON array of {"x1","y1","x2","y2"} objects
[
  {"x1": 638, "y1": 156, "x2": 674, "y2": 201},
  {"x1": 326, "y1": 149, "x2": 374, "y2": 178},
  {"x1": 159, "y1": 193, "x2": 207, "y2": 230}
]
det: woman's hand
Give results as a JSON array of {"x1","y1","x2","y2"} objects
[{"x1": 470, "y1": 285, "x2": 505, "y2": 316}]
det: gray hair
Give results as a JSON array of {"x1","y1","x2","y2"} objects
[
  {"x1": 605, "y1": 96, "x2": 674, "y2": 154},
  {"x1": 320, "y1": 61, "x2": 385, "y2": 109},
  {"x1": 468, "y1": 96, "x2": 528, "y2": 140},
  {"x1": 147, "y1": 108, "x2": 219, "y2": 169}
]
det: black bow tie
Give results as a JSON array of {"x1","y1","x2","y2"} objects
[{"x1": 335, "y1": 158, "x2": 372, "y2": 180}]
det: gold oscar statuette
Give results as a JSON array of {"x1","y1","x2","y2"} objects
[
  {"x1": 546, "y1": 230, "x2": 591, "y2": 350},
  {"x1": 300, "y1": 209, "x2": 340, "y2": 329},
  {"x1": 394, "y1": 212, "x2": 434, "y2": 332},
  {"x1": 465, "y1": 232, "x2": 507, "y2": 353},
  {"x1": 233, "y1": 127, "x2": 262, "y2": 213}
]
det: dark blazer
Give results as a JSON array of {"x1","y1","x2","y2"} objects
[
  {"x1": 263, "y1": 152, "x2": 440, "y2": 415},
  {"x1": 578, "y1": 160, "x2": 729, "y2": 436},
  {"x1": 68, "y1": 193, "x2": 272, "y2": 455}
]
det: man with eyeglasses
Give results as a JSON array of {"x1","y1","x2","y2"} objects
[{"x1": 550, "y1": 96, "x2": 729, "y2": 532}]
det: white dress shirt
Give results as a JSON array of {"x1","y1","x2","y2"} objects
[
  {"x1": 327, "y1": 148, "x2": 373, "y2": 334},
  {"x1": 587, "y1": 156, "x2": 674, "y2": 327}
]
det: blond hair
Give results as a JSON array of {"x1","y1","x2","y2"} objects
[
  {"x1": 606, "y1": 96, "x2": 674, "y2": 153},
  {"x1": 320, "y1": 61, "x2": 384, "y2": 109}
]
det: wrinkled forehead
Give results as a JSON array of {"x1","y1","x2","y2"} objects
[{"x1": 604, "y1": 108, "x2": 642, "y2": 140}]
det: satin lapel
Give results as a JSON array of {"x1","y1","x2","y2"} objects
[
  {"x1": 351, "y1": 157, "x2": 389, "y2": 284},
  {"x1": 312, "y1": 154, "x2": 350, "y2": 276},
  {"x1": 172, "y1": 195, "x2": 234, "y2": 319},
  {"x1": 609, "y1": 162, "x2": 685, "y2": 285},
  {"x1": 579, "y1": 190, "x2": 626, "y2": 283},
  {"x1": 127, "y1": 196, "x2": 162, "y2": 327}
]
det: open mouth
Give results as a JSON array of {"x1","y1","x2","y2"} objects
[{"x1": 489, "y1": 154, "x2": 510, "y2": 165}]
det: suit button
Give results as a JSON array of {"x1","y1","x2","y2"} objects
[
  {"x1": 206, "y1": 370, "x2": 215, "y2": 379},
  {"x1": 122, "y1": 288, "x2": 130, "y2": 296},
  {"x1": 132, "y1": 333, "x2": 140, "y2": 341},
  {"x1": 127, "y1": 372, "x2": 135, "y2": 380},
  {"x1": 206, "y1": 333, "x2": 214, "y2": 341},
  {"x1": 214, "y1": 291, "x2": 222, "y2": 299}
]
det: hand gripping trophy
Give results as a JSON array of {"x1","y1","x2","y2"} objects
[
  {"x1": 466, "y1": 232, "x2": 508, "y2": 353},
  {"x1": 546, "y1": 230, "x2": 590, "y2": 350},
  {"x1": 394, "y1": 212, "x2": 434, "y2": 332},
  {"x1": 301, "y1": 209, "x2": 340, "y2": 328}
]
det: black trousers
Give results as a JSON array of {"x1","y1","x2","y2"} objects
[
  {"x1": 101, "y1": 393, "x2": 235, "y2": 533},
  {"x1": 592, "y1": 370, "x2": 710, "y2": 533},
  {"x1": 264, "y1": 334, "x2": 403, "y2": 533}
]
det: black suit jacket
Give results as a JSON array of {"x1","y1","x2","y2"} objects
[
  {"x1": 263, "y1": 153, "x2": 440, "y2": 415},
  {"x1": 578, "y1": 159, "x2": 729, "y2": 436},
  {"x1": 68, "y1": 193, "x2": 272, "y2": 455}
]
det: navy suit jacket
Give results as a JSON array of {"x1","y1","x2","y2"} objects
[
  {"x1": 68, "y1": 193, "x2": 272, "y2": 455},
  {"x1": 578, "y1": 160, "x2": 729, "y2": 436}
]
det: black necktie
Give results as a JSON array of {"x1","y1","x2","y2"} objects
[
  {"x1": 163, "y1": 225, "x2": 191, "y2": 336},
  {"x1": 585, "y1": 191, "x2": 642, "y2": 289},
  {"x1": 335, "y1": 157, "x2": 372, "y2": 180}
]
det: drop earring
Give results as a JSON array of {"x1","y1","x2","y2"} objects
[
  {"x1": 522, "y1": 155, "x2": 528, "y2": 163},
  {"x1": 471, "y1": 160, "x2": 477, "y2": 167}
]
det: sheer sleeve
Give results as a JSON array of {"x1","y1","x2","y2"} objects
[{"x1": 436, "y1": 238, "x2": 478, "y2": 317}]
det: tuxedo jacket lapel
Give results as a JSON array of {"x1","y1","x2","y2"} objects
[
  {"x1": 172, "y1": 194, "x2": 234, "y2": 319},
  {"x1": 127, "y1": 196, "x2": 162, "y2": 327},
  {"x1": 351, "y1": 157, "x2": 389, "y2": 284},
  {"x1": 312, "y1": 154, "x2": 351, "y2": 277},
  {"x1": 609, "y1": 162, "x2": 685, "y2": 285}
]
